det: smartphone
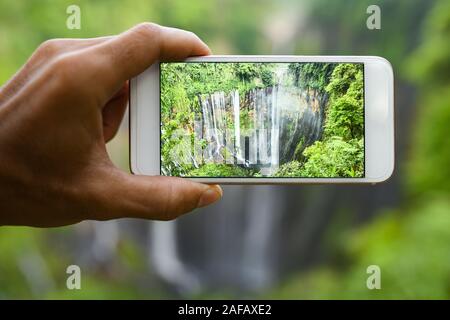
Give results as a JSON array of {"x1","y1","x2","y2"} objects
[{"x1": 130, "y1": 56, "x2": 394, "y2": 184}]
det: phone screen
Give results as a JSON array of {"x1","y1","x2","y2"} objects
[{"x1": 160, "y1": 62, "x2": 364, "y2": 178}]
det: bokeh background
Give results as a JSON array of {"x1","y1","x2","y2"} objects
[{"x1": 0, "y1": 0, "x2": 449, "y2": 299}]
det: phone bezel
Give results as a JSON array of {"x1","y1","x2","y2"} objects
[{"x1": 130, "y1": 55, "x2": 394, "y2": 184}]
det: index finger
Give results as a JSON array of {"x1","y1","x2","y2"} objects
[{"x1": 91, "y1": 23, "x2": 211, "y2": 98}]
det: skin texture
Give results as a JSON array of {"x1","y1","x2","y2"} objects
[{"x1": 0, "y1": 23, "x2": 223, "y2": 227}]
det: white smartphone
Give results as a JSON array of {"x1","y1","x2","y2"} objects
[{"x1": 130, "y1": 56, "x2": 394, "y2": 184}]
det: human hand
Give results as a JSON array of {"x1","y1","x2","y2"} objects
[{"x1": 0, "y1": 23, "x2": 222, "y2": 227}]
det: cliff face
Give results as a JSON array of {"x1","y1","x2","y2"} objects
[{"x1": 279, "y1": 89, "x2": 328, "y2": 164}]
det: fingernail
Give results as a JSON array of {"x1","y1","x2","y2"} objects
[{"x1": 197, "y1": 185, "x2": 223, "y2": 208}]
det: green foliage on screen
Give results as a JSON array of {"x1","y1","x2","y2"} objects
[
  {"x1": 274, "y1": 63, "x2": 364, "y2": 178},
  {"x1": 289, "y1": 62, "x2": 335, "y2": 91},
  {"x1": 161, "y1": 61, "x2": 364, "y2": 178},
  {"x1": 325, "y1": 64, "x2": 364, "y2": 140},
  {"x1": 300, "y1": 137, "x2": 364, "y2": 178}
]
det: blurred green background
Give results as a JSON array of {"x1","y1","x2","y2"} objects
[{"x1": 0, "y1": 0, "x2": 449, "y2": 299}]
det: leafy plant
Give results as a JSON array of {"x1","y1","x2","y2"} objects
[
  {"x1": 273, "y1": 161, "x2": 303, "y2": 177},
  {"x1": 300, "y1": 137, "x2": 364, "y2": 178},
  {"x1": 325, "y1": 63, "x2": 364, "y2": 140}
]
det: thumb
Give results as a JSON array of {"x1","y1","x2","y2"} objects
[{"x1": 94, "y1": 170, "x2": 223, "y2": 221}]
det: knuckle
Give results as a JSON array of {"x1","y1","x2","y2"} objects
[
  {"x1": 48, "y1": 54, "x2": 79, "y2": 86},
  {"x1": 157, "y1": 181, "x2": 193, "y2": 221},
  {"x1": 133, "y1": 22, "x2": 161, "y2": 39},
  {"x1": 159, "y1": 183, "x2": 178, "y2": 221},
  {"x1": 38, "y1": 39, "x2": 63, "y2": 56}
]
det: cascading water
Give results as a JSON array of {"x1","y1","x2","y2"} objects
[
  {"x1": 194, "y1": 64, "x2": 324, "y2": 176},
  {"x1": 270, "y1": 85, "x2": 279, "y2": 173},
  {"x1": 232, "y1": 90, "x2": 241, "y2": 161},
  {"x1": 200, "y1": 98, "x2": 213, "y2": 160}
]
